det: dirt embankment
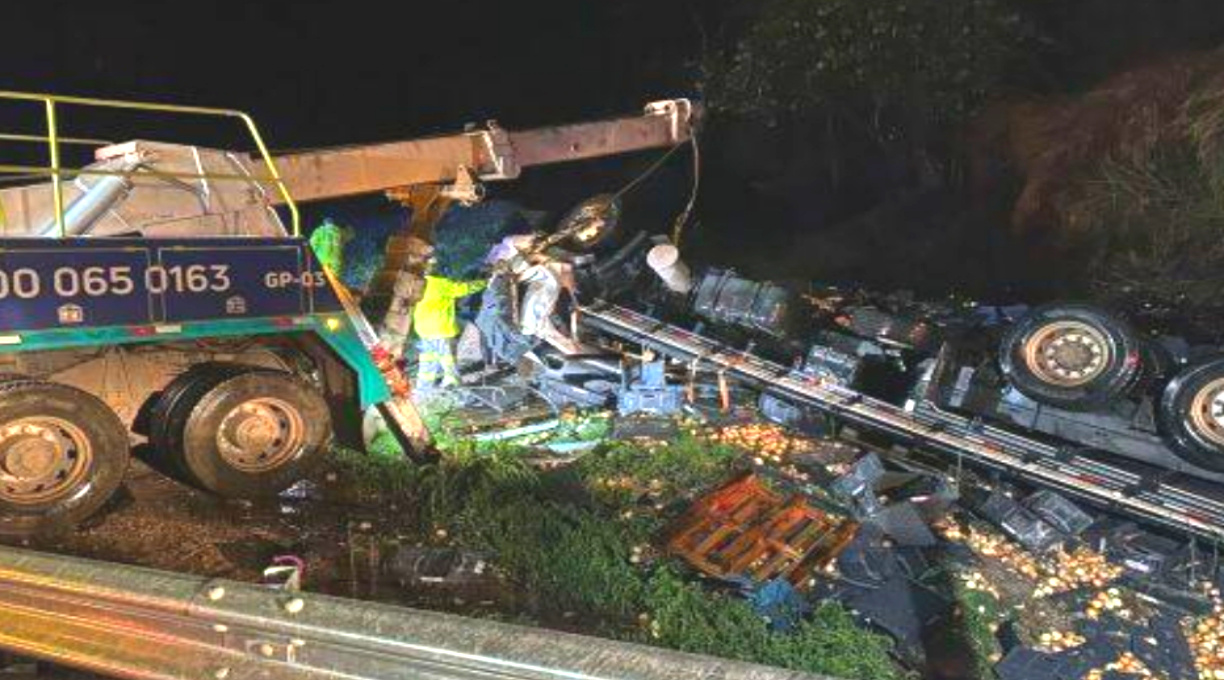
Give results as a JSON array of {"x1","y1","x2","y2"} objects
[
  {"x1": 970, "y1": 48, "x2": 1224, "y2": 336},
  {"x1": 973, "y1": 48, "x2": 1224, "y2": 236}
]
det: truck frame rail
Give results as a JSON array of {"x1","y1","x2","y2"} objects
[{"x1": 578, "y1": 301, "x2": 1224, "y2": 544}]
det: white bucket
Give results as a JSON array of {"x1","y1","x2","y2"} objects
[{"x1": 647, "y1": 244, "x2": 693, "y2": 294}]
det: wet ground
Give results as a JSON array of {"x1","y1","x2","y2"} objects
[
  {"x1": 2, "y1": 457, "x2": 590, "y2": 633},
  {"x1": 13, "y1": 463, "x2": 346, "y2": 584}
]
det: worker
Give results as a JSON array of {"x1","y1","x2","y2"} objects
[
  {"x1": 309, "y1": 217, "x2": 353, "y2": 277},
  {"x1": 485, "y1": 233, "x2": 591, "y2": 356},
  {"x1": 412, "y1": 259, "x2": 487, "y2": 390},
  {"x1": 477, "y1": 235, "x2": 538, "y2": 365}
]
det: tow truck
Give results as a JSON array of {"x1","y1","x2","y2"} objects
[{"x1": 0, "y1": 91, "x2": 698, "y2": 536}]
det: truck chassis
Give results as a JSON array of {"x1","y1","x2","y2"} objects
[{"x1": 578, "y1": 301, "x2": 1224, "y2": 543}]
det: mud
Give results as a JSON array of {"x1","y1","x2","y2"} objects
[{"x1": 1, "y1": 458, "x2": 592, "y2": 635}]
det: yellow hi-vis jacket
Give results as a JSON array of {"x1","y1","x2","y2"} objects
[{"x1": 413, "y1": 275, "x2": 487, "y2": 339}]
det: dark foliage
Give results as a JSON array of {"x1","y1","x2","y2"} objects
[{"x1": 432, "y1": 201, "x2": 531, "y2": 280}]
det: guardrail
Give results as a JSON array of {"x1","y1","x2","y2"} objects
[{"x1": 0, "y1": 546, "x2": 833, "y2": 680}]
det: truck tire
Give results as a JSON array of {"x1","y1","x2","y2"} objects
[
  {"x1": 998, "y1": 303, "x2": 1144, "y2": 411},
  {"x1": 0, "y1": 380, "x2": 130, "y2": 537},
  {"x1": 146, "y1": 363, "x2": 252, "y2": 482},
  {"x1": 557, "y1": 194, "x2": 621, "y2": 252},
  {"x1": 150, "y1": 364, "x2": 332, "y2": 498},
  {"x1": 1159, "y1": 356, "x2": 1224, "y2": 472}
]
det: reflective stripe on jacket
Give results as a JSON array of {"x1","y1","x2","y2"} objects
[{"x1": 413, "y1": 275, "x2": 487, "y2": 339}]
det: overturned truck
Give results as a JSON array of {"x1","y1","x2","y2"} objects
[
  {"x1": 491, "y1": 222, "x2": 1224, "y2": 540},
  {"x1": 659, "y1": 269, "x2": 1224, "y2": 481}
]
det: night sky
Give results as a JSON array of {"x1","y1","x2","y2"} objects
[
  {"x1": 4, "y1": 2, "x2": 698, "y2": 147},
  {"x1": 10, "y1": 1, "x2": 1224, "y2": 296}
]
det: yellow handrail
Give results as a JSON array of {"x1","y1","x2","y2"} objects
[
  {"x1": 44, "y1": 99, "x2": 64, "y2": 237},
  {"x1": 0, "y1": 90, "x2": 300, "y2": 236},
  {"x1": 0, "y1": 133, "x2": 112, "y2": 146}
]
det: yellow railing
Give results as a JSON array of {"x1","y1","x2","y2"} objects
[{"x1": 0, "y1": 90, "x2": 300, "y2": 236}]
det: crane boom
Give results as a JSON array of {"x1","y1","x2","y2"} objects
[
  {"x1": 0, "y1": 99, "x2": 697, "y2": 238},
  {"x1": 274, "y1": 99, "x2": 697, "y2": 203}
]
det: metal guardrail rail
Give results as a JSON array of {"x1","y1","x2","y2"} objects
[
  {"x1": 0, "y1": 546, "x2": 833, "y2": 680},
  {"x1": 578, "y1": 301, "x2": 1224, "y2": 544}
]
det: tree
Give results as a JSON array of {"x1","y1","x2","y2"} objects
[{"x1": 702, "y1": 0, "x2": 1030, "y2": 156}]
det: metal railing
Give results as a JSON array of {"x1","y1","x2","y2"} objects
[
  {"x1": 0, "y1": 546, "x2": 833, "y2": 680},
  {"x1": 0, "y1": 90, "x2": 300, "y2": 236}
]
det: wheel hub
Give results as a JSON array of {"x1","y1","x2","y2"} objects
[
  {"x1": 0, "y1": 418, "x2": 91, "y2": 505},
  {"x1": 216, "y1": 398, "x2": 305, "y2": 473},
  {"x1": 1189, "y1": 377, "x2": 1224, "y2": 449},
  {"x1": 1024, "y1": 321, "x2": 1111, "y2": 387},
  {"x1": 4, "y1": 435, "x2": 59, "y2": 479}
]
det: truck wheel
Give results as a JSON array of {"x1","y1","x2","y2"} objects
[
  {"x1": 1160, "y1": 356, "x2": 1224, "y2": 472},
  {"x1": 146, "y1": 363, "x2": 251, "y2": 482},
  {"x1": 150, "y1": 365, "x2": 332, "y2": 498},
  {"x1": 998, "y1": 303, "x2": 1144, "y2": 411},
  {"x1": 0, "y1": 380, "x2": 129, "y2": 537},
  {"x1": 557, "y1": 194, "x2": 621, "y2": 252}
]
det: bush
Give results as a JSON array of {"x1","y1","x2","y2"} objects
[{"x1": 1077, "y1": 145, "x2": 1224, "y2": 336}]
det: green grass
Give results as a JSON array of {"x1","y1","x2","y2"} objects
[
  {"x1": 642, "y1": 567, "x2": 902, "y2": 678},
  {"x1": 951, "y1": 577, "x2": 1005, "y2": 680},
  {"x1": 577, "y1": 434, "x2": 742, "y2": 516},
  {"x1": 367, "y1": 406, "x2": 614, "y2": 459},
  {"x1": 327, "y1": 436, "x2": 903, "y2": 679}
]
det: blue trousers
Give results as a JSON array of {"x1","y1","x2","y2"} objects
[{"x1": 417, "y1": 337, "x2": 459, "y2": 388}]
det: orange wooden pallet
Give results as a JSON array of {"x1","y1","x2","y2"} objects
[{"x1": 666, "y1": 473, "x2": 859, "y2": 589}]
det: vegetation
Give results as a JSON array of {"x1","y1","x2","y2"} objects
[
  {"x1": 977, "y1": 48, "x2": 1224, "y2": 336},
  {"x1": 687, "y1": 0, "x2": 1224, "y2": 319},
  {"x1": 952, "y1": 579, "x2": 1006, "y2": 680},
  {"x1": 1078, "y1": 144, "x2": 1224, "y2": 337},
  {"x1": 329, "y1": 436, "x2": 902, "y2": 679},
  {"x1": 432, "y1": 201, "x2": 531, "y2": 279},
  {"x1": 705, "y1": 0, "x2": 1027, "y2": 125}
]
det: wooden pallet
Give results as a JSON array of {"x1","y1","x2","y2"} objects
[{"x1": 666, "y1": 473, "x2": 858, "y2": 589}]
